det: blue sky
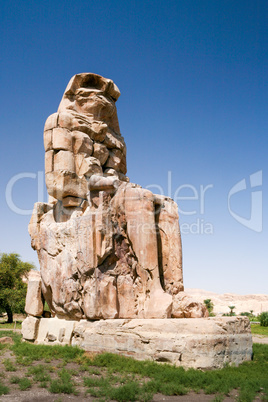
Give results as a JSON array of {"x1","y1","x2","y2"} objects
[{"x1": 0, "y1": 0, "x2": 267, "y2": 295}]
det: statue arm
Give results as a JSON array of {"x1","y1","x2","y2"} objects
[{"x1": 87, "y1": 174, "x2": 120, "y2": 192}]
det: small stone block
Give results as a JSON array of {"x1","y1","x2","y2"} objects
[
  {"x1": 54, "y1": 150, "x2": 75, "y2": 172},
  {"x1": 45, "y1": 150, "x2": 54, "y2": 173},
  {"x1": 44, "y1": 130, "x2": 53, "y2": 151},
  {"x1": 52, "y1": 128, "x2": 73, "y2": 151},
  {"x1": 22, "y1": 316, "x2": 40, "y2": 341},
  {"x1": 25, "y1": 279, "x2": 44, "y2": 317}
]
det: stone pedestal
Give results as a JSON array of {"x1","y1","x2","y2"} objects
[{"x1": 30, "y1": 316, "x2": 252, "y2": 370}]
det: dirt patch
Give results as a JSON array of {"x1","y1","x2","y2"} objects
[
  {"x1": 153, "y1": 392, "x2": 237, "y2": 401},
  {"x1": 0, "y1": 390, "x2": 96, "y2": 401},
  {"x1": 252, "y1": 335, "x2": 268, "y2": 344}
]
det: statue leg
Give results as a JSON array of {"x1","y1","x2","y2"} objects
[
  {"x1": 124, "y1": 186, "x2": 172, "y2": 318},
  {"x1": 154, "y1": 195, "x2": 184, "y2": 296}
]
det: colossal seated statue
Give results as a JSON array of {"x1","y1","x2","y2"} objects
[{"x1": 29, "y1": 73, "x2": 207, "y2": 320}]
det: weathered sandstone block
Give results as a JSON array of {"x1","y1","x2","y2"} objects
[
  {"x1": 22, "y1": 316, "x2": 40, "y2": 341},
  {"x1": 52, "y1": 128, "x2": 73, "y2": 151},
  {"x1": 105, "y1": 148, "x2": 127, "y2": 174},
  {"x1": 44, "y1": 130, "x2": 53, "y2": 151},
  {"x1": 93, "y1": 143, "x2": 109, "y2": 165},
  {"x1": 73, "y1": 130, "x2": 93, "y2": 155},
  {"x1": 25, "y1": 278, "x2": 44, "y2": 317},
  {"x1": 54, "y1": 150, "x2": 75, "y2": 172},
  {"x1": 44, "y1": 150, "x2": 54, "y2": 173},
  {"x1": 36, "y1": 317, "x2": 75, "y2": 345},
  {"x1": 33, "y1": 317, "x2": 252, "y2": 369},
  {"x1": 44, "y1": 112, "x2": 58, "y2": 131}
]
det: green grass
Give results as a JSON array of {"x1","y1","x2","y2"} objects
[
  {"x1": 0, "y1": 330, "x2": 21, "y2": 342},
  {"x1": 249, "y1": 316, "x2": 260, "y2": 322},
  {"x1": 10, "y1": 375, "x2": 20, "y2": 384},
  {"x1": 18, "y1": 377, "x2": 32, "y2": 390},
  {"x1": 26, "y1": 364, "x2": 51, "y2": 382},
  {"x1": 49, "y1": 369, "x2": 77, "y2": 394},
  {"x1": 83, "y1": 375, "x2": 153, "y2": 401},
  {"x1": 0, "y1": 330, "x2": 21, "y2": 356},
  {"x1": 81, "y1": 345, "x2": 268, "y2": 401},
  {"x1": 81, "y1": 366, "x2": 101, "y2": 375},
  {"x1": 0, "y1": 382, "x2": 9, "y2": 395},
  {"x1": 12, "y1": 339, "x2": 84, "y2": 364},
  {"x1": 3, "y1": 358, "x2": 17, "y2": 371},
  {"x1": 251, "y1": 323, "x2": 268, "y2": 337},
  {"x1": 9, "y1": 375, "x2": 31, "y2": 390},
  {"x1": 0, "y1": 320, "x2": 22, "y2": 329},
  {"x1": 0, "y1": 330, "x2": 267, "y2": 401}
]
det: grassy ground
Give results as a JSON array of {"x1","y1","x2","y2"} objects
[
  {"x1": 251, "y1": 323, "x2": 268, "y2": 337},
  {"x1": 0, "y1": 314, "x2": 24, "y2": 330},
  {"x1": 0, "y1": 330, "x2": 267, "y2": 401},
  {"x1": 0, "y1": 320, "x2": 22, "y2": 330}
]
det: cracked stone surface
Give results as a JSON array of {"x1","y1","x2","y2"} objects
[{"x1": 33, "y1": 316, "x2": 253, "y2": 369}]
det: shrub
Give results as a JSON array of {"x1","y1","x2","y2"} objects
[
  {"x1": 259, "y1": 312, "x2": 268, "y2": 327},
  {"x1": 0, "y1": 382, "x2": 9, "y2": 395},
  {"x1": 10, "y1": 376, "x2": 20, "y2": 384},
  {"x1": 3, "y1": 359, "x2": 16, "y2": 372},
  {"x1": 49, "y1": 369, "x2": 76, "y2": 394},
  {"x1": 18, "y1": 378, "x2": 31, "y2": 390}
]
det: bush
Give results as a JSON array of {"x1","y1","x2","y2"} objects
[
  {"x1": 49, "y1": 369, "x2": 76, "y2": 394},
  {"x1": 259, "y1": 312, "x2": 268, "y2": 327}
]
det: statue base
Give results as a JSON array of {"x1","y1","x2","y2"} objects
[{"x1": 22, "y1": 316, "x2": 252, "y2": 370}]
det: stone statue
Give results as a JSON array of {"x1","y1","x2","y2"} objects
[{"x1": 29, "y1": 73, "x2": 207, "y2": 320}]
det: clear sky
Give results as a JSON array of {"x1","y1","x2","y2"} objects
[{"x1": 0, "y1": 0, "x2": 267, "y2": 295}]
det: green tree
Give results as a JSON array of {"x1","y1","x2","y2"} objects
[
  {"x1": 228, "y1": 305, "x2": 236, "y2": 316},
  {"x1": 204, "y1": 299, "x2": 214, "y2": 315},
  {"x1": 0, "y1": 253, "x2": 35, "y2": 323}
]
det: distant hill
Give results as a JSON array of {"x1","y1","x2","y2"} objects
[{"x1": 184, "y1": 288, "x2": 268, "y2": 315}]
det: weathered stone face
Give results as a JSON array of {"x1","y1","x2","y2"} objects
[{"x1": 29, "y1": 73, "x2": 205, "y2": 320}]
